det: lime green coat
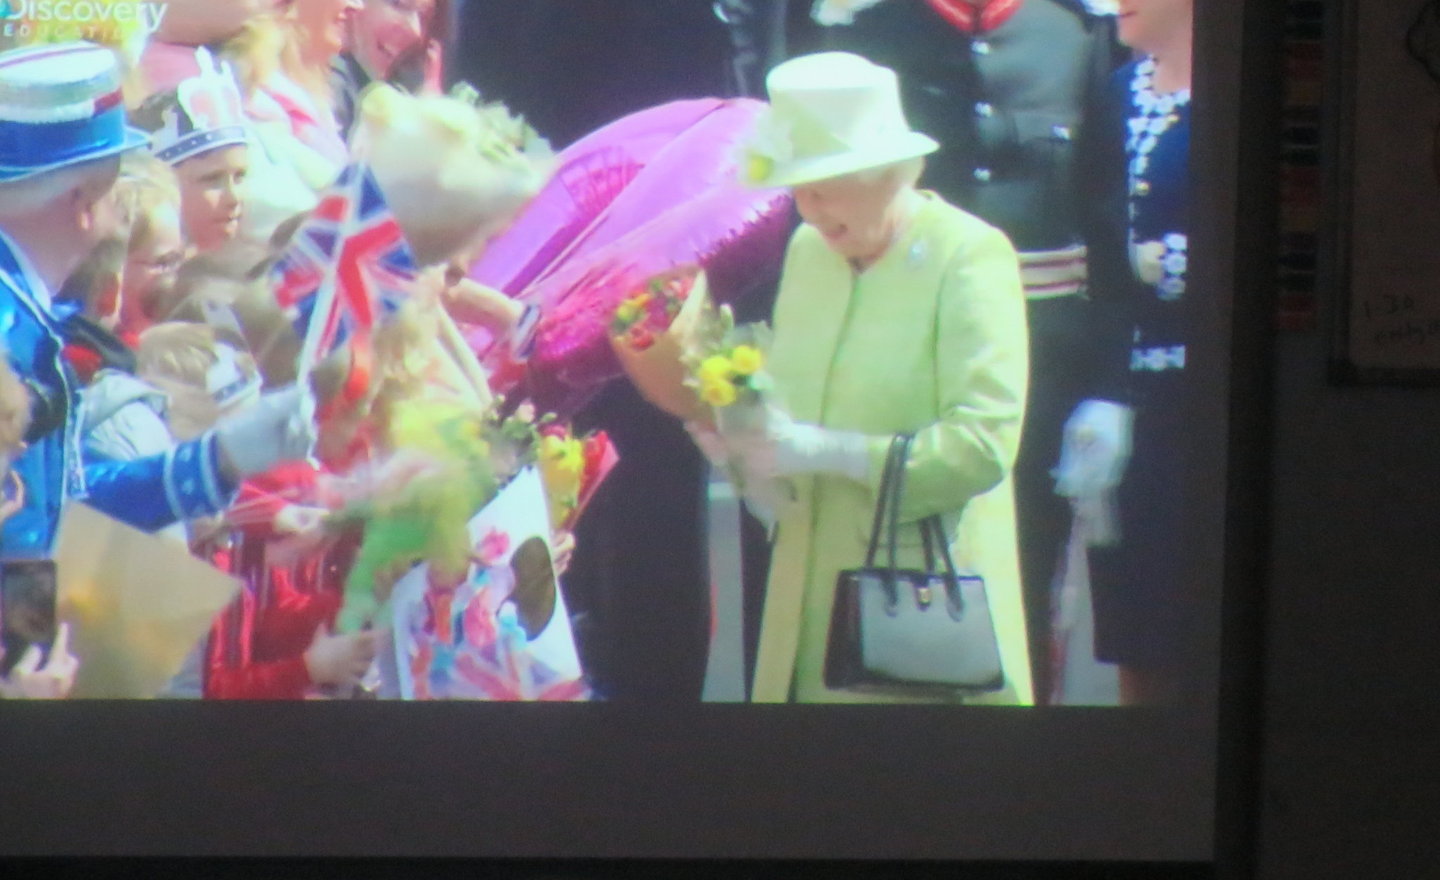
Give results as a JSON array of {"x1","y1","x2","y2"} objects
[{"x1": 755, "y1": 192, "x2": 1033, "y2": 704}]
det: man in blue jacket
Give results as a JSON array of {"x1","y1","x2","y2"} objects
[{"x1": 0, "y1": 43, "x2": 313, "y2": 567}]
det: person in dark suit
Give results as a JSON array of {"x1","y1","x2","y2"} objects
[
  {"x1": 811, "y1": 0, "x2": 1133, "y2": 704},
  {"x1": 448, "y1": 2, "x2": 743, "y2": 701}
]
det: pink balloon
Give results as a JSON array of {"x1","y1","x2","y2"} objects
[
  {"x1": 528, "y1": 185, "x2": 790, "y2": 396},
  {"x1": 522, "y1": 100, "x2": 773, "y2": 288},
  {"x1": 460, "y1": 98, "x2": 794, "y2": 412},
  {"x1": 468, "y1": 99, "x2": 729, "y2": 296}
]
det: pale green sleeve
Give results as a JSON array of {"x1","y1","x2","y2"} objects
[{"x1": 863, "y1": 224, "x2": 1029, "y2": 521}]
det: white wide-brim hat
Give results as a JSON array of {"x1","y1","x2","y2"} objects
[
  {"x1": 741, "y1": 51, "x2": 938, "y2": 189},
  {"x1": 0, "y1": 43, "x2": 150, "y2": 184}
]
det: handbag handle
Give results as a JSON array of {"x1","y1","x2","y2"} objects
[
  {"x1": 862, "y1": 433, "x2": 911, "y2": 569},
  {"x1": 884, "y1": 434, "x2": 915, "y2": 577},
  {"x1": 882, "y1": 437, "x2": 969, "y2": 617},
  {"x1": 921, "y1": 515, "x2": 969, "y2": 616}
]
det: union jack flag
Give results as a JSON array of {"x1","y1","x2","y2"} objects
[{"x1": 271, "y1": 164, "x2": 418, "y2": 365}]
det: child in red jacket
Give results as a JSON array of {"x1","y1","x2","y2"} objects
[
  {"x1": 201, "y1": 399, "x2": 383, "y2": 700},
  {"x1": 202, "y1": 461, "x2": 375, "y2": 699}
]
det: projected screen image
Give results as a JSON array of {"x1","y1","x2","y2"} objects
[{"x1": 0, "y1": 0, "x2": 1215, "y2": 713}]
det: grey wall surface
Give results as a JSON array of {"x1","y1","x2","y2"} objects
[{"x1": 1257, "y1": 330, "x2": 1440, "y2": 878}]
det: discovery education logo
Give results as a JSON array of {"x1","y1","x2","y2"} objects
[{"x1": 2, "y1": 1, "x2": 169, "y2": 42}]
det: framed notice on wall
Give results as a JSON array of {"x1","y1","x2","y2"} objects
[{"x1": 1332, "y1": 0, "x2": 1440, "y2": 383}]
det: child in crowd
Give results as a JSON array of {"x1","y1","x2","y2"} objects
[
  {"x1": 114, "y1": 156, "x2": 187, "y2": 347},
  {"x1": 106, "y1": 321, "x2": 374, "y2": 700},
  {"x1": 55, "y1": 238, "x2": 138, "y2": 385},
  {"x1": 132, "y1": 51, "x2": 253, "y2": 256},
  {"x1": 56, "y1": 154, "x2": 184, "y2": 382}
]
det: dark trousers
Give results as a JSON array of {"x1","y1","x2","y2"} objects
[
  {"x1": 564, "y1": 381, "x2": 711, "y2": 702},
  {"x1": 1014, "y1": 295, "x2": 1094, "y2": 705}
]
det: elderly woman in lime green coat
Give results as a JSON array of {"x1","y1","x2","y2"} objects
[{"x1": 694, "y1": 52, "x2": 1033, "y2": 704}]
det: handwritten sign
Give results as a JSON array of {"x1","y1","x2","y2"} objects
[{"x1": 1337, "y1": 1, "x2": 1440, "y2": 381}]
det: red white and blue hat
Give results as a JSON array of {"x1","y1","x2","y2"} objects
[
  {"x1": 150, "y1": 49, "x2": 250, "y2": 166},
  {"x1": 0, "y1": 42, "x2": 150, "y2": 184}
]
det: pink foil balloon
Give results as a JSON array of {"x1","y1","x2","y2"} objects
[
  {"x1": 468, "y1": 99, "x2": 728, "y2": 296},
  {"x1": 528, "y1": 185, "x2": 791, "y2": 395},
  {"x1": 463, "y1": 98, "x2": 794, "y2": 411}
]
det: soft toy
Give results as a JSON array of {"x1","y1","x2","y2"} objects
[{"x1": 333, "y1": 397, "x2": 501, "y2": 634}]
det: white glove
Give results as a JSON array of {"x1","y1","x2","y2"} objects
[
  {"x1": 1054, "y1": 399, "x2": 1133, "y2": 498},
  {"x1": 212, "y1": 385, "x2": 317, "y2": 478},
  {"x1": 752, "y1": 405, "x2": 872, "y2": 484},
  {"x1": 687, "y1": 419, "x2": 786, "y2": 531}
]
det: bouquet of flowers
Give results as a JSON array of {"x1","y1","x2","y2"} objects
[
  {"x1": 532, "y1": 413, "x2": 618, "y2": 531},
  {"x1": 326, "y1": 397, "x2": 614, "y2": 632},
  {"x1": 682, "y1": 298, "x2": 774, "y2": 433},
  {"x1": 609, "y1": 266, "x2": 710, "y2": 421},
  {"x1": 610, "y1": 269, "x2": 694, "y2": 350}
]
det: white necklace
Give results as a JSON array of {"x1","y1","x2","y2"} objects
[
  {"x1": 1126, "y1": 58, "x2": 1190, "y2": 302},
  {"x1": 1126, "y1": 57, "x2": 1190, "y2": 202}
]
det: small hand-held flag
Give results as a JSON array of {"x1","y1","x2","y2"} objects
[{"x1": 272, "y1": 164, "x2": 419, "y2": 426}]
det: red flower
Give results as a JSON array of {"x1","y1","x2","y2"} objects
[
  {"x1": 582, "y1": 433, "x2": 608, "y2": 486},
  {"x1": 628, "y1": 326, "x2": 655, "y2": 350},
  {"x1": 474, "y1": 528, "x2": 511, "y2": 567}
]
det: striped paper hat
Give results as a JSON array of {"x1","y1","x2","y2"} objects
[{"x1": 0, "y1": 42, "x2": 150, "y2": 183}]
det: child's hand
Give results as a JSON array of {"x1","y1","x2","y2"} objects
[
  {"x1": 0, "y1": 623, "x2": 79, "y2": 700},
  {"x1": 551, "y1": 530, "x2": 576, "y2": 577},
  {"x1": 273, "y1": 505, "x2": 329, "y2": 538},
  {"x1": 303, "y1": 625, "x2": 378, "y2": 690}
]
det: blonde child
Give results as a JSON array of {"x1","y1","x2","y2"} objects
[
  {"x1": 131, "y1": 52, "x2": 252, "y2": 256},
  {"x1": 114, "y1": 156, "x2": 187, "y2": 347}
]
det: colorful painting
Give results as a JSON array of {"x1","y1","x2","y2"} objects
[{"x1": 389, "y1": 467, "x2": 588, "y2": 701}]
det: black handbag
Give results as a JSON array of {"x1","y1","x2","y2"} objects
[{"x1": 823, "y1": 434, "x2": 1005, "y2": 694}]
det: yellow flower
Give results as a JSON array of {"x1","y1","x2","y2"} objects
[
  {"x1": 745, "y1": 154, "x2": 774, "y2": 184},
  {"x1": 729, "y1": 345, "x2": 762, "y2": 376},
  {"x1": 614, "y1": 292, "x2": 654, "y2": 330},
  {"x1": 701, "y1": 378, "x2": 738, "y2": 408},
  {"x1": 541, "y1": 435, "x2": 585, "y2": 478},
  {"x1": 698, "y1": 355, "x2": 735, "y2": 384}
]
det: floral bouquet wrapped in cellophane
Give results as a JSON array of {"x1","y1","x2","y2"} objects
[
  {"x1": 531, "y1": 412, "x2": 618, "y2": 531},
  {"x1": 682, "y1": 297, "x2": 773, "y2": 434},
  {"x1": 608, "y1": 265, "x2": 710, "y2": 421},
  {"x1": 324, "y1": 397, "x2": 532, "y2": 633}
]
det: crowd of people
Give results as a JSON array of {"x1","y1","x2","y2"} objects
[{"x1": 0, "y1": 0, "x2": 1205, "y2": 706}]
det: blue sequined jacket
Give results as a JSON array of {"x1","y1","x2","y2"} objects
[{"x1": 1, "y1": 232, "x2": 234, "y2": 560}]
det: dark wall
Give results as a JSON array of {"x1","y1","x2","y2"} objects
[
  {"x1": 449, "y1": 1, "x2": 732, "y2": 146},
  {"x1": 1255, "y1": 336, "x2": 1440, "y2": 878}
]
